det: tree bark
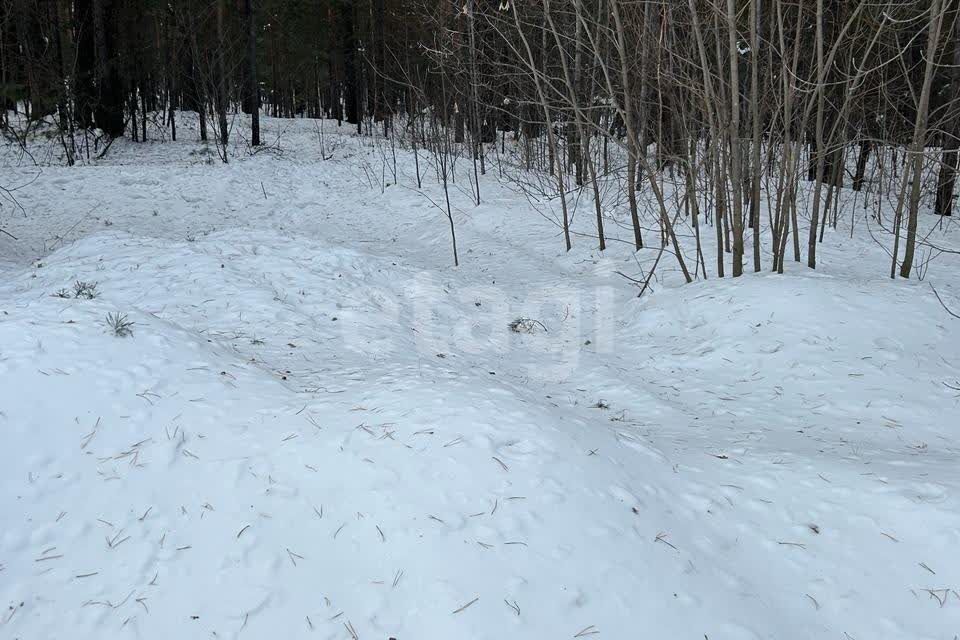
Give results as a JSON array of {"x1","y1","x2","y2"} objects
[
  {"x1": 245, "y1": 0, "x2": 260, "y2": 146},
  {"x1": 92, "y1": 0, "x2": 125, "y2": 137},
  {"x1": 899, "y1": 0, "x2": 946, "y2": 278},
  {"x1": 934, "y1": 15, "x2": 960, "y2": 216},
  {"x1": 215, "y1": 0, "x2": 229, "y2": 156}
]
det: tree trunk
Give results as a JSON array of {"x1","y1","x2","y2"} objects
[
  {"x1": 216, "y1": 0, "x2": 229, "y2": 156},
  {"x1": 807, "y1": 0, "x2": 826, "y2": 269},
  {"x1": 934, "y1": 16, "x2": 960, "y2": 216},
  {"x1": 853, "y1": 138, "x2": 871, "y2": 192},
  {"x1": 245, "y1": 0, "x2": 260, "y2": 146},
  {"x1": 899, "y1": 0, "x2": 946, "y2": 278},
  {"x1": 726, "y1": 0, "x2": 744, "y2": 277},
  {"x1": 750, "y1": 0, "x2": 762, "y2": 272},
  {"x1": 92, "y1": 0, "x2": 125, "y2": 137}
]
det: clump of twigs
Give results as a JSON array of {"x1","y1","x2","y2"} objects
[
  {"x1": 106, "y1": 312, "x2": 134, "y2": 338},
  {"x1": 53, "y1": 281, "x2": 99, "y2": 299},
  {"x1": 73, "y1": 281, "x2": 99, "y2": 299},
  {"x1": 508, "y1": 317, "x2": 547, "y2": 334}
]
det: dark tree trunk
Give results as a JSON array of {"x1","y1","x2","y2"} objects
[
  {"x1": 454, "y1": 105, "x2": 465, "y2": 143},
  {"x1": 339, "y1": 0, "x2": 360, "y2": 133},
  {"x1": 74, "y1": 0, "x2": 96, "y2": 128},
  {"x1": 936, "y1": 142, "x2": 960, "y2": 217},
  {"x1": 129, "y1": 90, "x2": 138, "y2": 141},
  {"x1": 215, "y1": 0, "x2": 229, "y2": 153},
  {"x1": 935, "y1": 20, "x2": 960, "y2": 216},
  {"x1": 166, "y1": 6, "x2": 177, "y2": 141},
  {"x1": 372, "y1": 0, "x2": 387, "y2": 123},
  {"x1": 182, "y1": 10, "x2": 206, "y2": 143},
  {"x1": 853, "y1": 139, "x2": 871, "y2": 192},
  {"x1": 91, "y1": 0, "x2": 125, "y2": 137},
  {"x1": 245, "y1": 0, "x2": 260, "y2": 146}
]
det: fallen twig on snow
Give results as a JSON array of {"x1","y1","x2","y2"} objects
[
  {"x1": 452, "y1": 597, "x2": 479, "y2": 614},
  {"x1": 931, "y1": 284, "x2": 960, "y2": 320}
]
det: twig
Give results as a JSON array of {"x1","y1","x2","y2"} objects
[
  {"x1": 344, "y1": 620, "x2": 359, "y2": 640},
  {"x1": 81, "y1": 417, "x2": 101, "y2": 449},
  {"x1": 931, "y1": 284, "x2": 960, "y2": 320},
  {"x1": 286, "y1": 548, "x2": 304, "y2": 566},
  {"x1": 452, "y1": 597, "x2": 479, "y2": 614},
  {"x1": 777, "y1": 541, "x2": 807, "y2": 549},
  {"x1": 655, "y1": 532, "x2": 678, "y2": 550},
  {"x1": 923, "y1": 588, "x2": 950, "y2": 607},
  {"x1": 34, "y1": 554, "x2": 64, "y2": 562}
]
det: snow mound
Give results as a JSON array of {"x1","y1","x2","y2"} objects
[{"x1": 2, "y1": 229, "x2": 960, "y2": 640}]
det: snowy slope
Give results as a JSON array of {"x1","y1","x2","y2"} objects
[{"x1": 2, "y1": 116, "x2": 960, "y2": 640}]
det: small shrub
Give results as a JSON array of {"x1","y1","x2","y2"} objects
[
  {"x1": 73, "y1": 281, "x2": 99, "y2": 299},
  {"x1": 53, "y1": 288, "x2": 71, "y2": 299},
  {"x1": 508, "y1": 317, "x2": 547, "y2": 334},
  {"x1": 106, "y1": 312, "x2": 134, "y2": 338}
]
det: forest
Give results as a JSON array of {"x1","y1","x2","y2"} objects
[{"x1": 3, "y1": 0, "x2": 960, "y2": 278}]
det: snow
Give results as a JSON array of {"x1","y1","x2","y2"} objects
[{"x1": 2, "y1": 115, "x2": 960, "y2": 640}]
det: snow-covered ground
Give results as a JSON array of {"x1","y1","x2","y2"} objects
[{"x1": 2, "y1": 116, "x2": 960, "y2": 640}]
